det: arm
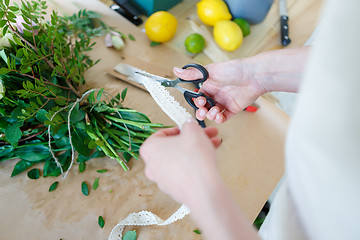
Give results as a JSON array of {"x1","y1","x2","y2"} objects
[
  {"x1": 140, "y1": 121, "x2": 259, "y2": 240},
  {"x1": 174, "y1": 47, "x2": 310, "y2": 123}
]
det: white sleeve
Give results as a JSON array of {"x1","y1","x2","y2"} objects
[{"x1": 261, "y1": 0, "x2": 360, "y2": 239}]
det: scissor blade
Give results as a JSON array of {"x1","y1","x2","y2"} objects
[{"x1": 135, "y1": 71, "x2": 179, "y2": 87}]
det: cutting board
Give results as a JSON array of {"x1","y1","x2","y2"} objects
[{"x1": 0, "y1": 0, "x2": 288, "y2": 239}]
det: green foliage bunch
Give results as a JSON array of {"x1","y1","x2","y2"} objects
[{"x1": 0, "y1": 0, "x2": 163, "y2": 178}]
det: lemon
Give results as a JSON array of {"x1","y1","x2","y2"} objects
[
  {"x1": 185, "y1": 33, "x2": 206, "y2": 54},
  {"x1": 213, "y1": 20, "x2": 243, "y2": 51},
  {"x1": 233, "y1": 18, "x2": 251, "y2": 37},
  {"x1": 144, "y1": 11, "x2": 177, "y2": 43},
  {"x1": 196, "y1": 0, "x2": 232, "y2": 26}
]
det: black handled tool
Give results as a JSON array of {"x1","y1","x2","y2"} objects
[{"x1": 279, "y1": 0, "x2": 291, "y2": 46}]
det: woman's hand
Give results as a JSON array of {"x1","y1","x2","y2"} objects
[
  {"x1": 140, "y1": 120, "x2": 222, "y2": 206},
  {"x1": 174, "y1": 59, "x2": 265, "y2": 123},
  {"x1": 174, "y1": 47, "x2": 310, "y2": 123}
]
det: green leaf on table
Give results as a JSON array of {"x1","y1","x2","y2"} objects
[
  {"x1": 123, "y1": 230, "x2": 137, "y2": 240},
  {"x1": 5, "y1": 122, "x2": 22, "y2": 146},
  {"x1": 14, "y1": 144, "x2": 52, "y2": 162},
  {"x1": 71, "y1": 127, "x2": 91, "y2": 157},
  {"x1": 93, "y1": 177, "x2": 99, "y2": 190},
  {"x1": 81, "y1": 181, "x2": 89, "y2": 196},
  {"x1": 96, "y1": 88, "x2": 104, "y2": 102},
  {"x1": 193, "y1": 229, "x2": 202, "y2": 234},
  {"x1": 11, "y1": 160, "x2": 35, "y2": 177},
  {"x1": 128, "y1": 34, "x2": 135, "y2": 41},
  {"x1": 49, "y1": 181, "x2": 59, "y2": 192},
  {"x1": 79, "y1": 162, "x2": 86, "y2": 172},
  {"x1": 96, "y1": 169, "x2": 107, "y2": 173},
  {"x1": 98, "y1": 215, "x2": 105, "y2": 228},
  {"x1": 150, "y1": 41, "x2": 160, "y2": 47},
  {"x1": 120, "y1": 87, "x2": 127, "y2": 101},
  {"x1": 27, "y1": 168, "x2": 40, "y2": 179}
]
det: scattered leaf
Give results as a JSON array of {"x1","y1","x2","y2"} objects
[
  {"x1": 96, "y1": 169, "x2": 107, "y2": 173},
  {"x1": 79, "y1": 162, "x2": 86, "y2": 172},
  {"x1": 81, "y1": 181, "x2": 89, "y2": 196},
  {"x1": 128, "y1": 34, "x2": 136, "y2": 41},
  {"x1": 123, "y1": 230, "x2": 137, "y2": 240},
  {"x1": 93, "y1": 177, "x2": 99, "y2": 190},
  {"x1": 49, "y1": 181, "x2": 59, "y2": 192},
  {"x1": 193, "y1": 229, "x2": 202, "y2": 234},
  {"x1": 150, "y1": 41, "x2": 160, "y2": 47},
  {"x1": 27, "y1": 168, "x2": 40, "y2": 179},
  {"x1": 98, "y1": 215, "x2": 105, "y2": 228}
]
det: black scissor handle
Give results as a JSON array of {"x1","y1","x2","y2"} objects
[
  {"x1": 183, "y1": 91, "x2": 216, "y2": 110},
  {"x1": 178, "y1": 63, "x2": 209, "y2": 84}
]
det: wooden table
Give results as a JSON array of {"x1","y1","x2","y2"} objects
[{"x1": 0, "y1": 0, "x2": 323, "y2": 239}]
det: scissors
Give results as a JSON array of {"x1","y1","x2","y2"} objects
[
  {"x1": 135, "y1": 63, "x2": 215, "y2": 127},
  {"x1": 136, "y1": 63, "x2": 216, "y2": 109}
]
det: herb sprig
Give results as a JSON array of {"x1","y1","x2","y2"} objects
[{"x1": 0, "y1": 0, "x2": 164, "y2": 178}]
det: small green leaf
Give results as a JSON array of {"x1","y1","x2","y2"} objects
[
  {"x1": 123, "y1": 230, "x2": 137, "y2": 240},
  {"x1": 128, "y1": 34, "x2": 136, "y2": 41},
  {"x1": 120, "y1": 88, "x2": 128, "y2": 101},
  {"x1": 0, "y1": 49, "x2": 8, "y2": 65},
  {"x1": 98, "y1": 216, "x2": 105, "y2": 228},
  {"x1": 27, "y1": 168, "x2": 40, "y2": 179},
  {"x1": 96, "y1": 88, "x2": 104, "y2": 102},
  {"x1": 49, "y1": 181, "x2": 59, "y2": 192},
  {"x1": 71, "y1": 127, "x2": 90, "y2": 157},
  {"x1": 11, "y1": 160, "x2": 35, "y2": 177},
  {"x1": 88, "y1": 91, "x2": 95, "y2": 103},
  {"x1": 81, "y1": 181, "x2": 89, "y2": 196},
  {"x1": 5, "y1": 122, "x2": 22, "y2": 146},
  {"x1": 0, "y1": 68, "x2": 10, "y2": 75},
  {"x1": 93, "y1": 177, "x2": 99, "y2": 190},
  {"x1": 96, "y1": 169, "x2": 107, "y2": 173},
  {"x1": 150, "y1": 41, "x2": 161, "y2": 47},
  {"x1": 15, "y1": 145, "x2": 52, "y2": 162},
  {"x1": 193, "y1": 229, "x2": 202, "y2": 234},
  {"x1": 79, "y1": 162, "x2": 86, "y2": 172}
]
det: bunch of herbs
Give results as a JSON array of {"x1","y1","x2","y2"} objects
[{"x1": 0, "y1": 0, "x2": 164, "y2": 178}]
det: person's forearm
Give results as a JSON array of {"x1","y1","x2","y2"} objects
[
  {"x1": 187, "y1": 171, "x2": 259, "y2": 240},
  {"x1": 249, "y1": 46, "x2": 310, "y2": 93}
]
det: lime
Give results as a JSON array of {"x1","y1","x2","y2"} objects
[
  {"x1": 233, "y1": 18, "x2": 251, "y2": 37},
  {"x1": 185, "y1": 33, "x2": 206, "y2": 54}
]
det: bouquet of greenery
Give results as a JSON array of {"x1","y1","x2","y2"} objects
[{"x1": 0, "y1": 0, "x2": 164, "y2": 179}]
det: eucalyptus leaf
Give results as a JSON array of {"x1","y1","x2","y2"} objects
[
  {"x1": 71, "y1": 127, "x2": 91, "y2": 157},
  {"x1": 98, "y1": 216, "x2": 105, "y2": 228},
  {"x1": 79, "y1": 162, "x2": 86, "y2": 172},
  {"x1": 49, "y1": 181, "x2": 59, "y2": 192},
  {"x1": 27, "y1": 168, "x2": 40, "y2": 179},
  {"x1": 14, "y1": 144, "x2": 51, "y2": 162},
  {"x1": 123, "y1": 230, "x2": 137, "y2": 240},
  {"x1": 11, "y1": 160, "x2": 35, "y2": 177},
  {"x1": 93, "y1": 177, "x2": 99, "y2": 190},
  {"x1": 5, "y1": 122, "x2": 22, "y2": 146},
  {"x1": 81, "y1": 181, "x2": 89, "y2": 196}
]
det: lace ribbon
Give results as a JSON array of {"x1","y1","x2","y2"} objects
[{"x1": 109, "y1": 64, "x2": 193, "y2": 239}]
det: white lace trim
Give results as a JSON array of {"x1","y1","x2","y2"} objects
[{"x1": 109, "y1": 64, "x2": 193, "y2": 239}]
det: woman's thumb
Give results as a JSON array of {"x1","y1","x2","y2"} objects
[{"x1": 173, "y1": 67, "x2": 203, "y2": 81}]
